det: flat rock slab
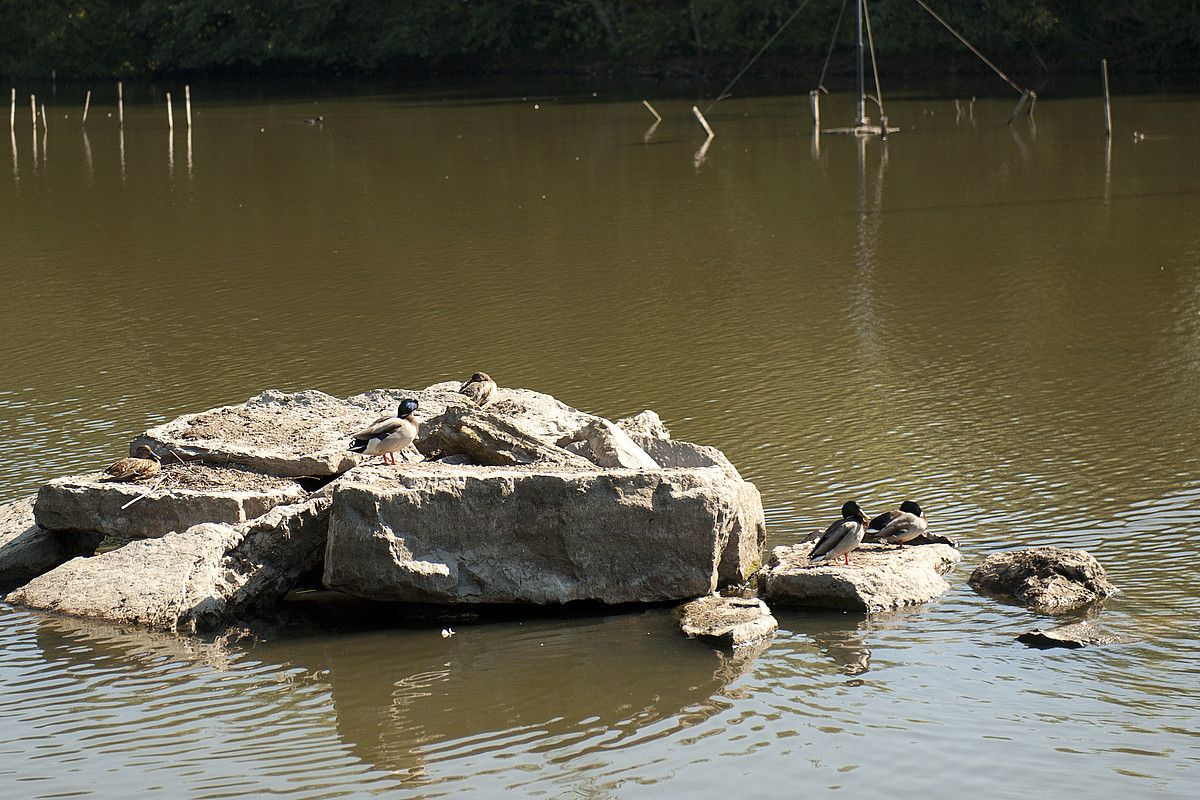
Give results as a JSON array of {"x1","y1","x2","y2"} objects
[
  {"x1": 8, "y1": 497, "x2": 331, "y2": 633},
  {"x1": 758, "y1": 542, "x2": 961, "y2": 612},
  {"x1": 1017, "y1": 621, "x2": 1134, "y2": 650},
  {"x1": 969, "y1": 546, "x2": 1117, "y2": 613},
  {"x1": 678, "y1": 595, "x2": 777, "y2": 648},
  {"x1": 134, "y1": 389, "x2": 436, "y2": 478},
  {"x1": 35, "y1": 465, "x2": 308, "y2": 538},
  {"x1": 1, "y1": 497, "x2": 102, "y2": 593},
  {"x1": 323, "y1": 462, "x2": 765, "y2": 605}
]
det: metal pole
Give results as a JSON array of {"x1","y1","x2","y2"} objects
[{"x1": 855, "y1": 0, "x2": 866, "y2": 127}]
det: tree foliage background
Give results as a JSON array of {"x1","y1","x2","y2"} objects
[{"x1": 1, "y1": 1, "x2": 1198, "y2": 78}]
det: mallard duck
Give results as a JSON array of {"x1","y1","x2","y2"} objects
[
  {"x1": 349, "y1": 399, "x2": 419, "y2": 464},
  {"x1": 104, "y1": 445, "x2": 161, "y2": 482},
  {"x1": 809, "y1": 501, "x2": 868, "y2": 566},
  {"x1": 458, "y1": 372, "x2": 497, "y2": 407},
  {"x1": 868, "y1": 500, "x2": 927, "y2": 546}
]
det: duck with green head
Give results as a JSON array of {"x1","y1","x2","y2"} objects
[
  {"x1": 809, "y1": 501, "x2": 869, "y2": 566},
  {"x1": 867, "y1": 500, "x2": 928, "y2": 546}
]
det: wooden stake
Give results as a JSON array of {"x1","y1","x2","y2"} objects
[
  {"x1": 809, "y1": 89, "x2": 821, "y2": 128},
  {"x1": 166, "y1": 92, "x2": 174, "y2": 130},
  {"x1": 641, "y1": 100, "x2": 661, "y2": 122},
  {"x1": 185, "y1": 85, "x2": 192, "y2": 128},
  {"x1": 30, "y1": 94, "x2": 36, "y2": 129},
  {"x1": 81, "y1": 89, "x2": 91, "y2": 127},
  {"x1": 118, "y1": 81, "x2": 124, "y2": 128},
  {"x1": 691, "y1": 105, "x2": 714, "y2": 138},
  {"x1": 40, "y1": 103, "x2": 47, "y2": 131},
  {"x1": 1102, "y1": 59, "x2": 1112, "y2": 137},
  {"x1": 9, "y1": 89, "x2": 14, "y2": 132}
]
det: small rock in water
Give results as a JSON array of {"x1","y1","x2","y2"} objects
[
  {"x1": 969, "y1": 547, "x2": 1117, "y2": 613},
  {"x1": 678, "y1": 594, "x2": 777, "y2": 648},
  {"x1": 1017, "y1": 621, "x2": 1132, "y2": 650}
]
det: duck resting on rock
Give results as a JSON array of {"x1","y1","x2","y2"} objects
[
  {"x1": 349, "y1": 399, "x2": 419, "y2": 465},
  {"x1": 104, "y1": 445, "x2": 161, "y2": 482},
  {"x1": 458, "y1": 372, "x2": 497, "y2": 407},
  {"x1": 866, "y1": 500, "x2": 928, "y2": 546},
  {"x1": 809, "y1": 501, "x2": 868, "y2": 566}
]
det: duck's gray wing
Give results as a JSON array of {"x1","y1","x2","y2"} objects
[
  {"x1": 810, "y1": 519, "x2": 852, "y2": 560},
  {"x1": 876, "y1": 512, "x2": 923, "y2": 541},
  {"x1": 867, "y1": 510, "x2": 899, "y2": 532},
  {"x1": 353, "y1": 415, "x2": 402, "y2": 440}
]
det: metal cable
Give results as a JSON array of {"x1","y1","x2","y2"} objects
[
  {"x1": 911, "y1": 0, "x2": 1023, "y2": 93},
  {"x1": 708, "y1": 0, "x2": 818, "y2": 110},
  {"x1": 816, "y1": 0, "x2": 851, "y2": 91}
]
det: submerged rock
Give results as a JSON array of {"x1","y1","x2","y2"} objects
[
  {"x1": 678, "y1": 594, "x2": 777, "y2": 648},
  {"x1": 34, "y1": 465, "x2": 307, "y2": 539},
  {"x1": 323, "y1": 462, "x2": 765, "y2": 605},
  {"x1": 1017, "y1": 621, "x2": 1133, "y2": 649},
  {"x1": 7, "y1": 497, "x2": 331, "y2": 633},
  {"x1": 1, "y1": 497, "x2": 102, "y2": 594},
  {"x1": 758, "y1": 542, "x2": 961, "y2": 612},
  {"x1": 968, "y1": 547, "x2": 1117, "y2": 613}
]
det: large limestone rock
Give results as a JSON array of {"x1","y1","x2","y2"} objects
[
  {"x1": 615, "y1": 410, "x2": 670, "y2": 440},
  {"x1": 678, "y1": 595, "x2": 777, "y2": 648},
  {"x1": 968, "y1": 547, "x2": 1117, "y2": 613},
  {"x1": 323, "y1": 462, "x2": 765, "y2": 605},
  {"x1": 133, "y1": 389, "x2": 441, "y2": 478},
  {"x1": 1, "y1": 497, "x2": 102, "y2": 593},
  {"x1": 34, "y1": 465, "x2": 307, "y2": 539},
  {"x1": 758, "y1": 542, "x2": 961, "y2": 612},
  {"x1": 7, "y1": 497, "x2": 331, "y2": 632}
]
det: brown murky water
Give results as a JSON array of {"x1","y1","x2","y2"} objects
[{"x1": 2, "y1": 83, "x2": 1199, "y2": 798}]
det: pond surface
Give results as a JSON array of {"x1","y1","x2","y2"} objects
[{"x1": 2, "y1": 81, "x2": 1199, "y2": 798}]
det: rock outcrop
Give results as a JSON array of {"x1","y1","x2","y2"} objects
[
  {"x1": 968, "y1": 547, "x2": 1117, "y2": 613},
  {"x1": 1016, "y1": 621, "x2": 1132, "y2": 649},
  {"x1": 323, "y1": 462, "x2": 765, "y2": 605},
  {"x1": 558, "y1": 418, "x2": 660, "y2": 470},
  {"x1": 34, "y1": 465, "x2": 307, "y2": 539},
  {"x1": 7, "y1": 497, "x2": 330, "y2": 632},
  {"x1": 1, "y1": 497, "x2": 102, "y2": 593},
  {"x1": 615, "y1": 410, "x2": 670, "y2": 441},
  {"x1": 758, "y1": 542, "x2": 961, "y2": 612},
  {"x1": 678, "y1": 594, "x2": 777, "y2": 648},
  {"x1": 416, "y1": 406, "x2": 597, "y2": 468}
]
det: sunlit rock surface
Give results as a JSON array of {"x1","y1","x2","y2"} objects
[
  {"x1": 34, "y1": 465, "x2": 307, "y2": 539},
  {"x1": 324, "y1": 462, "x2": 765, "y2": 605},
  {"x1": 969, "y1": 547, "x2": 1117, "y2": 613},
  {"x1": 7, "y1": 498, "x2": 331, "y2": 632},
  {"x1": 678, "y1": 594, "x2": 777, "y2": 648},
  {"x1": 759, "y1": 542, "x2": 961, "y2": 612}
]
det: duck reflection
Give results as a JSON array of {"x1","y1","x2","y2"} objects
[{"x1": 780, "y1": 611, "x2": 873, "y2": 675}]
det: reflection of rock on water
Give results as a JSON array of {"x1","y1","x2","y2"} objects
[
  {"x1": 807, "y1": 626, "x2": 872, "y2": 676},
  {"x1": 300, "y1": 610, "x2": 765, "y2": 780}
]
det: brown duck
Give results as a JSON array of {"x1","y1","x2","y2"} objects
[{"x1": 104, "y1": 445, "x2": 161, "y2": 482}]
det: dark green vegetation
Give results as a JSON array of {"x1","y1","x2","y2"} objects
[{"x1": 1, "y1": 1, "x2": 1198, "y2": 79}]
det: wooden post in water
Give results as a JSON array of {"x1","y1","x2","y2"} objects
[
  {"x1": 1102, "y1": 59, "x2": 1112, "y2": 137},
  {"x1": 641, "y1": 99, "x2": 661, "y2": 122},
  {"x1": 40, "y1": 103, "x2": 47, "y2": 131},
  {"x1": 691, "y1": 105, "x2": 714, "y2": 138},
  {"x1": 9, "y1": 89, "x2": 14, "y2": 132},
  {"x1": 185, "y1": 85, "x2": 192, "y2": 128},
  {"x1": 81, "y1": 90, "x2": 91, "y2": 127},
  {"x1": 118, "y1": 81, "x2": 124, "y2": 128},
  {"x1": 30, "y1": 94, "x2": 36, "y2": 130},
  {"x1": 809, "y1": 89, "x2": 821, "y2": 128},
  {"x1": 954, "y1": 98, "x2": 962, "y2": 121},
  {"x1": 166, "y1": 92, "x2": 174, "y2": 130}
]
